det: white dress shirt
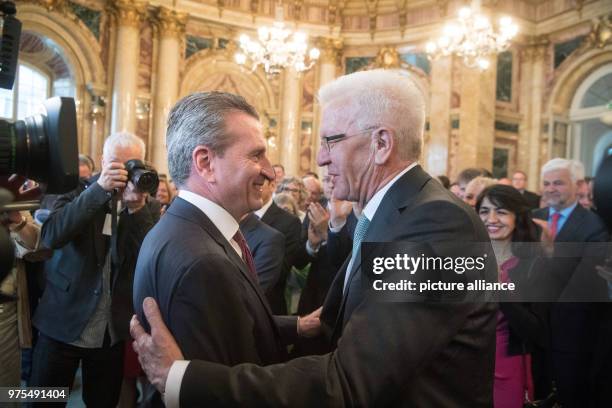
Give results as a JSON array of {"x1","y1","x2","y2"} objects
[
  {"x1": 254, "y1": 197, "x2": 274, "y2": 219},
  {"x1": 343, "y1": 163, "x2": 417, "y2": 291}
]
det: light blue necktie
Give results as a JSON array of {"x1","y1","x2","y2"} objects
[
  {"x1": 352, "y1": 215, "x2": 371, "y2": 257},
  {"x1": 344, "y1": 215, "x2": 371, "y2": 292}
]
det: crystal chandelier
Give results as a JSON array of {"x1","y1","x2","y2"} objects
[
  {"x1": 235, "y1": 2, "x2": 320, "y2": 75},
  {"x1": 425, "y1": 0, "x2": 518, "y2": 70}
]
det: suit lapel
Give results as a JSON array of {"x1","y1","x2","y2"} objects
[
  {"x1": 168, "y1": 199, "x2": 278, "y2": 326},
  {"x1": 331, "y1": 166, "x2": 432, "y2": 334},
  {"x1": 555, "y1": 205, "x2": 583, "y2": 242}
]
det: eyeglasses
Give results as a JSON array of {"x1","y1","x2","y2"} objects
[
  {"x1": 320, "y1": 127, "x2": 377, "y2": 152},
  {"x1": 282, "y1": 187, "x2": 300, "y2": 193}
]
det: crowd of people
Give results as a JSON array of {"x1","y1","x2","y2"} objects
[{"x1": 1, "y1": 68, "x2": 611, "y2": 408}]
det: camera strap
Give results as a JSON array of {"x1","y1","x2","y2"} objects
[{"x1": 110, "y1": 194, "x2": 119, "y2": 269}]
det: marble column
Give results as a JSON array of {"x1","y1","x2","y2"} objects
[
  {"x1": 89, "y1": 104, "x2": 105, "y2": 168},
  {"x1": 457, "y1": 59, "x2": 497, "y2": 173},
  {"x1": 518, "y1": 37, "x2": 549, "y2": 191},
  {"x1": 426, "y1": 56, "x2": 452, "y2": 176},
  {"x1": 280, "y1": 67, "x2": 303, "y2": 177},
  {"x1": 151, "y1": 7, "x2": 187, "y2": 176},
  {"x1": 108, "y1": 0, "x2": 146, "y2": 134},
  {"x1": 313, "y1": 38, "x2": 342, "y2": 176}
]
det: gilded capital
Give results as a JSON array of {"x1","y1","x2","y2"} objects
[
  {"x1": 153, "y1": 7, "x2": 188, "y2": 38},
  {"x1": 374, "y1": 47, "x2": 401, "y2": 69},
  {"x1": 108, "y1": 0, "x2": 147, "y2": 28},
  {"x1": 315, "y1": 38, "x2": 343, "y2": 65},
  {"x1": 34, "y1": 0, "x2": 67, "y2": 12},
  {"x1": 583, "y1": 13, "x2": 612, "y2": 50},
  {"x1": 520, "y1": 35, "x2": 550, "y2": 62}
]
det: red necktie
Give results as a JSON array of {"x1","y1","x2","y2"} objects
[
  {"x1": 233, "y1": 230, "x2": 258, "y2": 282},
  {"x1": 549, "y1": 212, "x2": 561, "y2": 238}
]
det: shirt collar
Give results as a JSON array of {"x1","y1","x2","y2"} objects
[
  {"x1": 254, "y1": 197, "x2": 274, "y2": 219},
  {"x1": 550, "y1": 200, "x2": 578, "y2": 219},
  {"x1": 362, "y1": 163, "x2": 418, "y2": 222},
  {"x1": 178, "y1": 190, "x2": 239, "y2": 244}
]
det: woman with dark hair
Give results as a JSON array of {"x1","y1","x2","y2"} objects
[{"x1": 476, "y1": 185, "x2": 550, "y2": 408}]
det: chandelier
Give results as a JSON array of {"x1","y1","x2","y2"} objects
[
  {"x1": 425, "y1": 0, "x2": 518, "y2": 70},
  {"x1": 235, "y1": 3, "x2": 320, "y2": 75}
]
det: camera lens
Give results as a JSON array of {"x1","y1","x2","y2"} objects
[
  {"x1": 0, "y1": 97, "x2": 78, "y2": 194},
  {"x1": 133, "y1": 170, "x2": 159, "y2": 195}
]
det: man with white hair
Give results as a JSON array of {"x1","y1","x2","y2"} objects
[
  {"x1": 533, "y1": 158, "x2": 609, "y2": 407},
  {"x1": 30, "y1": 132, "x2": 159, "y2": 406},
  {"x1": 131, "y1": 70, "x2": 497, "y2": 406}
]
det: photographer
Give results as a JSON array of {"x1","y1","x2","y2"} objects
[{"x1": 29, "y1": 132, "x2": 159, "y2": 407}]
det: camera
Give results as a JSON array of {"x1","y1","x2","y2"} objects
[
  {"x1": 125, "y1": 159, "x2": 159, "y2": 195},
  {"x1": 0, "y1": 97, "x2": 79, "y2": 194},
  {"x1": 0, "y1": 1, "x2": 79, "y2": 285}
]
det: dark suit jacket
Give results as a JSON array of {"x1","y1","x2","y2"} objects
[
  {"x1": 533, "y1": 205, "x2": 609, "y2": 401},
  {"x1": 179, "y1": 165, "x2": 498, "y2": 407},
  {"x1": 240, "y1": 213, "x2": 286, "y2": 294},
  {"x1": 134, "y1": 197, "x2": 296, "y2": 366},
  {"x1": 35, "y1": 178, "x2": 158, "y2": 342},
  {"x1": 260, "y1": 201, "x2": 303, "y2": 314}
]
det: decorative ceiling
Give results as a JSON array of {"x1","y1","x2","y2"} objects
[{"x1": 19, "y1": 31, "x2": 73, "y2": 80}]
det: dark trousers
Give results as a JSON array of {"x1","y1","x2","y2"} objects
[
  {"x1": 552, "y1": 350, "x2": 592, "y2": 408},
  {"x1": 30, "y1": 333, "x2": 124, "y2": 407}
]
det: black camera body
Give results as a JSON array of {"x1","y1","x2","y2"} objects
[{"x1": 125, "y1": 159, "x2": 159, "y2": 195}]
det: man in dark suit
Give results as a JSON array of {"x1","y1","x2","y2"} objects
[
  {"x1": 240, "y1": 212, "x2": 286, "y2": 294},
  {"x1": 132, "y1": 92, "x2": 321, "y2": 407},
  {"x1": 256, "y1": 178, "x2": 303, "y2": 313},
  {"x1": 512, "y1": 170, "x2": 541, "y2": 209},
  {"x1": 30, "y1": 132, "x2": 159, "y2": 407},
  {"x1": 131, "y1": 70, "x2": 498, "y2": 407},
  {"x1": 532, "y1": 158, "x2": 609, "y2": 407}
]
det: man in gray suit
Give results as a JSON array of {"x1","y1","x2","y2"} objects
[{"x1": 131, "y1": 70, "x2": 497, "y2": 407}]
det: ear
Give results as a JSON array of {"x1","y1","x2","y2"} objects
[
  {"x1": 192, "y1": 146, "x2": 216, "y2": 182},
  {"x1": 372, "y1": 128, "x2": 394, "y2": 165}
]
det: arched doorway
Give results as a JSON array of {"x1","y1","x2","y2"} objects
[
  {"x1": 568, "y1": 63, "x2": 612, "y2": 176},
  {"x1": 180, "y1": 50, "x2": 278, "y2": 162}
]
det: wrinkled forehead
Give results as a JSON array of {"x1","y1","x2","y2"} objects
[
  {"x1": 105, "y1": 145, "x2": 143, "y2": 163},
  {"x1": 320, "y1": 99, "x2": 356, "y2": 134},
  {"x1": 542, "y1": 168, "x2": 571, "y2": 182}
]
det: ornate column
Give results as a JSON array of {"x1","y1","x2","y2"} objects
[
  {"x1": 151, "y1": 7, "x2": 187, "y2": 175},
  {"x1": 426, "y1": 56, "x2": 452, "y2": 176},
  {"x1": 518, "y1": 36, "x2": 549, "y2": 191},
  {"x1": 108, "y1": 0, "x2": 146, "y2": 134},
  {"x1": 88, "y1": 91, "x2": 106, "y2": 167},
  {"x1": 456, "y1": 58, "x2": 497, "y2": 173},
  {"x1": 313, "y1": 38, "x2": 342, "y2": 175},
  {"x1": 279, "y1": 67, "x2": 303, "y2": 177}
]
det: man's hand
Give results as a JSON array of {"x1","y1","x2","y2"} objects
[
  {"x1": 308, "y1": 203, "x2": 330, "y2": 247},
  {"x1": 97, "y1": 162, "x2": 128, "y2": 192},
  {"x1": 297, "y1": 306, "x2": 322, "y2": 338},
  {"x1": 328, "y1": 199, "x2": 353, "y2": 229},
  {"x1": 532, "y1": 219, "x2": 554, "y2": 257},
  {"x1": 130, "y1": 297, "x2": 184, "y2": 393},
  {"x1": 122, "y1": 181, "x2": 147, "y2": 214}
]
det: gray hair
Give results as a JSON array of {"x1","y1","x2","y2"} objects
[
  {"x1": 541, "y1": 158, "x2": 585, "y2": 183},
  {"x1": 274, "y1": 193, "x2": 299, "y2": 217},
  {"x1": 317, "y1": 69, "x2": 426, "y2": 161},
  {"x1": 276, "y1": 176, "x2": 307, "y2": 206},
  {"x1": 166, "y1": 92, "x2": 260, "y2": 187},
  {"x1": 102, "y1": 132, "x2": 145, "y2": 160}
]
